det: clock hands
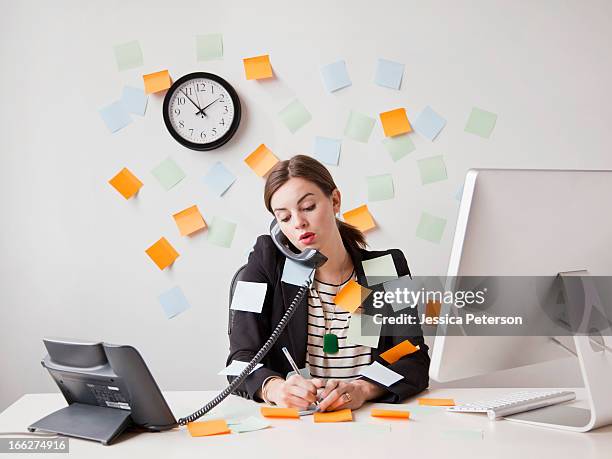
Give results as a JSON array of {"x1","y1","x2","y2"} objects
[
  {"x1": 192, "y1": 83, "x2": 205, "y2": 119},
  {"x1": 195, "y1": 97, "x2": 221, "y2": 117},
  {"x1": 180, "y1": 89, "x2": 206, "y2": 118}
]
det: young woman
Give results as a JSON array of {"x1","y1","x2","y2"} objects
[{"x1": 227, "y1": 155, "x2": 430, "y2": 412}]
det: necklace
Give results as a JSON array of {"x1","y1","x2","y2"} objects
[{"x1": 319, "y1": 268, "x2": 355, "y2": 354}]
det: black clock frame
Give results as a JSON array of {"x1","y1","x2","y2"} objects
[{"x1": 162, "y1": 72, "x2": 242, "y2": 151}]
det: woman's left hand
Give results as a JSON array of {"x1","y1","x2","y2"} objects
[{"x1": 317, "y1": 379, "x2": 380, "y2": 412}]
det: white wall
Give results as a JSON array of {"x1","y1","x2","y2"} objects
[{"x1": 1, "y1": 0, "x2": 610, "y2": 412}]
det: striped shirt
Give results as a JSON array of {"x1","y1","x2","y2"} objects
[{"x1": 305, "y1": 272, "x2": 372, "y2": 380}]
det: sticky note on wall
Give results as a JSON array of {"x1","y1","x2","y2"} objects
[
  {"x1": 108, "y1": 167, "x2": 142, "y2": 199},
  {"x1": 158, "y1": 286, "x2": 191, "y2": 319},
  {"x1": 379, "y1": 108, "x2": 412, "y2": 137},
  {"x1": 196, "y1": 33, "x2": 223, "y2": 61},
  {"x1": 343, "y1": 205, "x2": 376, "y2": 232},
  {"x1": 143, "y1": 70, "x2": 172, "y2": 94},
  {"x1": 146, "y1": 237, "x2": 179, "y2": 270},
  {"x1": 173, "y1": 205, "x2": 206, "y2": 236},
  {"x1": 243, "y1": 55, "x2": 273, "y2": 80},
  {"x1": 113, "y1": 40, "x2": 143, "y2": 71},
  {"x1": 244, "y1": 144, "x2": 279, "y2": 177}
]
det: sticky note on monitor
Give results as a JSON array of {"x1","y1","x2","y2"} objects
[
  {"x1": 380, "y1": 340, "x2": 420, "y2": 364},
  {"x1": 417, "y1": 155, "x2": 447, "y2": 185},
  {"x1": 416, "y1": 212, "x2": 446, "y2": 243},
  {"x1": 99, "y1": 101, "x2": 132, "y2": 133},
  {"x1": 383, "y1": 135, "x2": 415, "y2": 162},
  {"x1": 379, "y1": 108, "x2": 412, "y2": 137},
  {"x1": 207, "y1": 216, "x2": 237, "y2": 248},
  {"x1": 244, "y1": 144, "x2": 279, "y2": 177},
  {"x1": 346, "y1": 312, "x2": 381, "y2": 348},
  {"x1": 202, "y1": 161, "x2": 236, "y2": 197},
  {"x1": 343, "y1": 205, "x2": 376, "y2": 232},
  {"x1": 359, "y1": 361, "x2": 403, "y2": 387},
  {"x1": 158, "y1": 286, "x2": 191, "y2": 319},
  {"x1": 281, "y1": 258, "x2": 314, "y2": 286},
  {"x1": 344, "y1": 110, "x2": 375, "y2": 143},
  {"x1": 375, "y1": 58, "x2": 404, "y2": 90},
  {"x1": 413, "y1": 106, "x2": 446, "y2": 141},
  {"x1": 121, "y1": 86, "x2": 148, "y2": 116},
  {"x1": 196, "y1": 33, "x2": 223, "y2": 61},
  {"x1": 187, "y1": 419, "x2": 230, "y2": 437},
  {"x1": 313, "y1": 136, "x2": 341, "y2": 166},
  {"x1": 334, "y1": 280, "x2": 372, "y2": 313},
  {"x1": 231, "y1": 281, "x2": 267, "y2": 313},
  {"x1": 366, "y1": 174, "x2": 394, "y2": 202},
  {"x1": 146, "y1": 237, "x2": 179, "y2": 270},
  {"x1": 313, "y1": 409, "x2": 353, "y2": 423},
  {"x1": 151, "y1": 157, "x2": 186, "y2": 190},
  {"x1": 243, "y1": 55, "x2": 273, "y2": 80},
  {"x1": 108, "y1": 167, "x2": 142, "y2": 199},
  {"x1": 143, "y1": 70, "x2": 172, "y2": 94},
  {"x1": 278, "y1": 99, "x2": 311, "y2": 133},
  {"x1": 362, "y1": 254, "x2": 398, "y2": 286},
  {"x1": 113, "y1": 40, "x2": 143, "y2": 71},
  {"x1": 173, "y1": 205, "x2": 206, "y2": 236},
  {"x1": 465, "y1": 107, "x2": 497, "y2": 138},
  {"x1": 219, "y1": 360, "x2": 263, "y2": 376},
  {"x1": 320, "y1": 60, "x2": 352, "y2": 93}
]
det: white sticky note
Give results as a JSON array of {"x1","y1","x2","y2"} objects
[
  {"x1": 320, "y1": 60, "x2": 352, "y2": 92},
  {"x1": 313, "y1": 136, "x2": 341, "y2": 165},
  {"x1": 359, "y1": 361, "x2": 403, "y2": 387},
  {"x1": 230, "y1": 416, "x2": 270, "y2": 433},
  {"x1": 412, "y1": 106, "x2": 446, "y2": 141},
  {"x1": 362, "y1": 254, "x2": 399, "y2": 286},
  {"x1": 375, "y1": 58, "x2": 404, "y2": 90},
  {"x1": 281, "y1": 258, "x2": 314, "y2": 286},
  {"x1": 121, "y1": 86, "x2": 148, "y2": 116},
  {"x1": 218, "y1": 360, "x2": 263, "y2": 376},
  {"x1": 230, "y1": 281, "x2": 267, "y2": 313},
  {"x1": 347, "y1": 313, "x2": 381, "y2": 348}
]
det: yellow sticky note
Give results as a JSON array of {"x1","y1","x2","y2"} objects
[
  {"x1": 260, "y1": 407, "x2": 300, "y2": 418},
  {"x1": 143, "y1": 70, "x2": 172, "y2": 94},
  {"x1": 334, "y1": 279, "x2": 371, "y2": 313},
  {"x1": 243, "y1": 55, "x2": 273, "y2": 80},
  {"x1": 145, "y1": 237, "x2": 179, "y2": 270},
  {"x1": 244, "y1": 144, "x2": 279, "y2": 177},
  {"x1": 173, "y1": 205, "x2": 207, "y2": 236},
  {"x1": 380, "y1": 340, "x2": 420, "y2": 364},
  {"x1": 187, "y1": 419, "x2": 231, "y2": 437},
  {"x1": 371, "y1": 408, "x2": 410, "y2": 419},
  {"x1": 108, "y1": 167, "x2": 142, "y2": 199},
  {"x1": 379, "y1": 108, "x2": 412, "y2": 137},
  {"x1": 343, "y1": 205, "x2": 376, "y2": 232},
  {"x1": 418, "y1": 398, "x2": 455, "y2": 406},
  {"x1": 313, "y1": 409, "x2": 353, "y2": 423}
]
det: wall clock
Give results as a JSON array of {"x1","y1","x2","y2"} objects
[{"x1": 162, "y1": 72, "x2": 241, "y2": 151}]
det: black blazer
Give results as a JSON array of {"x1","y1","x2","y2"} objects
[{"x1": 227, "y1": 234, "x2": 430, "y2": 403}]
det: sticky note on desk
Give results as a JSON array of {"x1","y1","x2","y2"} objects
[
  {"x1": 380, "y1": 340, "x2": 420, "y2": 364},
  {"x1": 379, "y1": 108, "x2": 412, "y2": 137},
  {"x1": 465, "y1": 107, "x2": 497, "y2": 138},
  {"x1": 416, "y1": 212, "x2": 446, "y2": 243},
  {"x1": 230, "y1": 281, "x2": 267, "y2": 313},
  {"x1": 314, "y1": 409, "x2": 353, "y2": 423},
  {"x1": 347, "y1": 313, "x2": 381, "y2": 348},
  {"x1": 158, "y1": 286, "x2": 191, "y2": 319},
  {"x1": 334, "y1": 279, "x2": 372, "y2": 313},
  {"x1": 99, "y1": 101, "x2": 132, "y2": 133},
  {"x1": 243, "y1": 55, "x2": 273, "y2": 80},
  {"x1": 359, "y1": 361, "x2": 403, "y2": 387},
  {"x1": 121, "y1": 86, "x2": 148, "y2": 116},
  {"x1": 343, "y1": 205, "x2": 376, "y2": 232},
  {"x1": 219, "y1": 360, "x2": 263, "y2": 376},
  {"x1": 320, "y1": 60, "x2": 352, "y2": 93},
  {"x1": 345, "y1": 110, "x2": 375, "y2": 143},
  {"x1": 418, "y1": 398, "x2": 455, "y2": 406},
  {"x1": 113, "y1": 40, "x2": 143, "y2": 71},
  {"x1": 207, "y1": 216, "x2": 237, "y2": 248},
  {"x1": 108, "y1": 167, "x2": 142, "y2": 199},
  {"x1": 278, "y1": 99, "x2": 311, "y2": 133},
  {"x1": 371, "y1": 408, "x2": 410, "y2": 419},
  {"x1": 362, "y1": 254, "x2": 398, "y2": 286},
  {"x1": 146, "y1": 237, "x2": 179, "y2": 270},
  {"x1": 260, "y1": 407, "x2": 300, "y2": 418},
  {"x1": 413, "y1": 106, "x2": 446, "y2": 141},
  {"x1": 143, "y1": 70, "x2": 172, "y2": 94},
  {"x1": 375, "y1": 58, "x2": 404, "y2": 90},
  {"x1": 417, "y1": 155, "x2": 447, "y2": 185},
  {"x1": 244, "y1": 144, "x2": 279, "y2": 177},
  {"x1": 173, "y1": 205, "x2": 207, "y2": 236},
  {"x1": 367, "y1": 174, "x2": 394, "y2": 202},
  {"x1": 151, "y1": 157, "x2": 186, "y2": 190},
  {"x1": 196, "y1": 33, "x2": 223, "y2": 61},
  {"x1": 187, "y1": 419, "x2": 230, "y2": 437},
  {"x1": 202, "y1": 161, "x2": 236, "y2": 197},
  {"x1": 230, "y1": 416, "x2": 270, "y2": 433}
]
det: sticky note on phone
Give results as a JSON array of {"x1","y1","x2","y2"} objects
[
  {"x1": 314, "y1": 409, "x2": 353, "y2": 423},
  {"x1": 260, "y1": 407, "x2": 300, "y2": 418}
]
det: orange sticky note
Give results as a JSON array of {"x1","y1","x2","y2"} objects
[
  {"x1": 418, "y1": 398, "x2": 455, "y2": 406},
  {"x1": 244, "y1": 144, "x2": 279, "y2": 177},
  {"x1": 371, "y1": 408, "x2": 410, "y2": 419},
  {"x1": 380, "y1": 340, "x2": 420, "y2": 364},
  {"x1": 334, "y1": 279, "x2": 371, "y2": 313},
  {"x1": 343, "y1": 205, "x2": 376, "y2": 232},
  {"x1": 426, "y1": 300, "x2": 441, "y2": 319},
  {"x1": 143, "y1": 70, "x2": 172, "y2": 94},
  {"x1": 145, "y1": 237, "x2": 179, "y2": 270},
  {"x1": 379, "y1": 108, "x2": 412, "y2": 137},
  {"x1": 260, "y1": 407, "x2": 300, "y2": 418},
  {"x1": 173, "y1": 205, "x2": 207, "y2": 236},
  {"x1": 313, "y1": 409, "x2": 353, "y2": 423},
  {"x1": 243, "y1": 55, "x2": 273, "y2": 80},
  {"x1": 108, "y1": 167, "x2": 142, "y2": 199},
  {"x1": 187, "y1": 419, "x2": 231, "y2": 437}
]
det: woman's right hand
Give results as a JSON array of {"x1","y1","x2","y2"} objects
[{"x1": 267, "y1": 375, "x2": 324, "y2": 410}]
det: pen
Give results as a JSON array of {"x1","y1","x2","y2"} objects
[{"x1": 281, "y1": 347, "x2": 321, "y2": 410}]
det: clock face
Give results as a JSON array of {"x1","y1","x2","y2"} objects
[{"x1": 162, "y1": 72, "x2": 241, "y2": 151}]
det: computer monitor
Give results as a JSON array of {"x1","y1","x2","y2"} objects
[{"x1": 429, "y1": 169, "x2": 612, "y2": 431}]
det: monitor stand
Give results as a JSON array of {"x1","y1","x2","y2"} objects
[{"x1": 504, "y1": 271, "x2": 612, "y2": 432}]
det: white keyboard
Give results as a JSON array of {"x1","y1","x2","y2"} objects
[{"x1": 448, "y1": 390, "x2": 576, "y2": 420}]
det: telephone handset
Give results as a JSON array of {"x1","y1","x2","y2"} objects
[{"x1": 177, "y1": 220, "x2": 327, "y2": 425}]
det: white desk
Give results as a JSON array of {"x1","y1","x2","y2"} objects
[{"x1": 1, "y1": 388, "x2": 611, "y2": 458}]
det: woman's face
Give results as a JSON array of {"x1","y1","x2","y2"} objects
[{"x1": 270, "y1": 177, "x2": 340, "y2": 252}]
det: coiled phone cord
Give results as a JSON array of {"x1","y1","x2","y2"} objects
[{"x1": 177, "y1": 275, "x2": 314, "y2": 426}]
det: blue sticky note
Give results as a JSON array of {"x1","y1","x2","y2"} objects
[
  {"x1": 158, "y1": 286, "x2": 191, "y2": 319},
  {"x1": 313, "y1": 137, "x2": 341, "y2": 165},
  {"x1": 121, "y1": 86, "x2": 148, "y2": 116},
  {"x1": 413, "y1": 106, "x2": 446, "y2": 141},
  {"x1": 320, "y1": 60, "x2": 351, "y2": 93},
  {"x1": 99, "y1": 101, "x2": 132, "y2": 133},
  {"x1": 281, "y1": 258, "x2": 314, "y2": 286},
  {"x1": 202, "y1": 161, "x2": 236, "y2": 197},
  {"x1": 375, "y1": 58, "x2": 404, "y2": 90}
]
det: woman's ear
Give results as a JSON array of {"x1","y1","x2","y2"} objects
[{"x1": 331, "y1": 189, "x2": 341, "y2": 215}]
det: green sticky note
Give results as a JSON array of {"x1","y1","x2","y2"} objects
[
  {"x1": 346, "y1": 313, "x2": 381, "y2": 348},
  {"x1": 383, "y1": 135, "x2": 415, "y2": 162},
  {"x1": 465, "y1": 107, "x2": 497, "y2": 138},
  {"x1": 196, "y1": 34, "x2": 223, "y2": 61},
  {"x1": 367, "y1": 174, "x2": 394, "y2": 201},
  {"x1": 417, "y1": 155, "x2": 447, "y2": 185},
  {"x1": 345, "y1": 110, "x2": 375, "y2": 143},
  {"x1": 207, "y1": 216, "x2": 237, "y2": 248},
  {"x1": 278, "y1": 99, "x2": 312, "y2": 133},
  {"x1": 113, "y1": 40, "x2": 143, "y2": 71},
  {"x1": 230, "y1": 416, "x2": 270, "y2": 434},
  {"x1": 151, "y1": 157, "x2": 186, "y2": 190},
  {"x1": 416, "y1": 212, "x2": 446, "y2": 243}
]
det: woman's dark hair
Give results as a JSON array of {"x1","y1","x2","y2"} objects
[{"x1": 263, "y1": 154, "x2": 367, "y2": 253}]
